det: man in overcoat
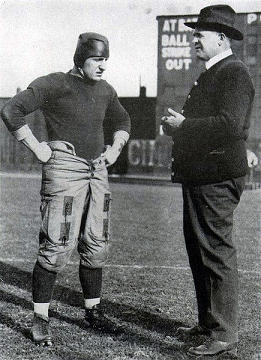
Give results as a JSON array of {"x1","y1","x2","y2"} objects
[{"x1": 161, "y1": 5, "x2": 255, "y2": 357}]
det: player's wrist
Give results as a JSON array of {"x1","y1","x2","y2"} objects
[
  {"x1": 113, "y1": 130, "x2": 129, "y2": 144},
  {"x1": 13, "y1": 124, "x2": 33, "y2": 141},
  {"x1": 111, "y1": 136, "x2": 126, "y2": 155},
  {"x1": 16, "y1": 126, "x2": 52, "y2": 162},
  {"x1": 21, "y1": 133, "x2": 41, "y2": 152}
]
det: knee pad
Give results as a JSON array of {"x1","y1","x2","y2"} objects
[
  {"x1": 78, "y1": 235, "x2": 109, "y2": 268},
  {"x1": 37, "y1": 249, "x2": 72, "y2": 273}
]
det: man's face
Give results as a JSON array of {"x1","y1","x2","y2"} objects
[
  {"x1": 82, "y1": 57, "x2": 107, "y2": 81},
  {"x1": 192, "y1": 28, "x2": 221, "y2": 61}
]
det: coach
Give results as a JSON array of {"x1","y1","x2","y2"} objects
[{"x1": 161, "y1": 5, "x2": 255, "y2": 357}]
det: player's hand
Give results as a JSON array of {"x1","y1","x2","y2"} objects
[
  {"x1": 161, "y1": 108, "x2": 185, "y2": 135},
  {"x1": 34, "y1": 142, "x2": 52, "y2": 163},
  {"x1": 101, "y1": 145, "x2": 120, "y2": 167},
  {"x1": 247, "y1": 149, "x2": 258, "y2": 168}
]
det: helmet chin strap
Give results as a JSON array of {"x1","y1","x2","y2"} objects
[{"x1": 77, "y1": 67, "x2": 85, "y2": 78}]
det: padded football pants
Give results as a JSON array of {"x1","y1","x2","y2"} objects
[{"x1": 37, "y1": 141, "x2": 111, "y2": 273}]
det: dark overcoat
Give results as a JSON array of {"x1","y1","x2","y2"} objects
[{"x1": 172, "y1": 54, "x2": 255, "y2": 185}]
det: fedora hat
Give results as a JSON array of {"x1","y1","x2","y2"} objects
[{"x1": 184, "y1": 5, "x2": 243, "y2": 41}]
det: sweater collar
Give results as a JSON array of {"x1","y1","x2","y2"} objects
[{"x1": 69, "y1": 66, "x2": 98, "y2": 85}]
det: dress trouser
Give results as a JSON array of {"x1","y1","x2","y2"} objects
[
  {"x1": 37, "y1": 141, "x2": 111, "y2": 273},
  {"x1": 182, "y1": 176, "x2": 245, "y2": 343}
]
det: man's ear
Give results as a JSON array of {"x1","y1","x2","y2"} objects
[{"x1": 219, "y1": 32, "x2": 226, "y2": 42}]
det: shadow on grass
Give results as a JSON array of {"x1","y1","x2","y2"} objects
[
  {"x1": 0, "y1": 261, "x2": 190, "y2": 359},
  {"x1": 0, "y1": 306, "x2": 105, "y2": 360},
  {"x1": 0, "y1": 261, "x2": 183, "y2": 331},
  {"x1": 0, "y1": 311, "x2": 30, "y2": 339}
]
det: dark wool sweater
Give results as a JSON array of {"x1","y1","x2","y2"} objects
[
  {"x1": 1, "y1": 72, "x2": 131, "y2": 160},
  {"x1": 172, "y1": 54, "x2": 255, "y2": 185}
]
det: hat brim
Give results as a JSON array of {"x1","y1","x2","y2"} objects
[{"x1": 184, "y1": 21, "x2": 243, "y2": 41}]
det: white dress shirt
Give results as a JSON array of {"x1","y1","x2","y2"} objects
[{"x1": 205, "y1": 48, "x2": 233, "y2": 70}]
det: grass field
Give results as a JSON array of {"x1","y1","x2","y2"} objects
[{"x1": 0, "y1": 173, "x2": 260, "y2": 360}]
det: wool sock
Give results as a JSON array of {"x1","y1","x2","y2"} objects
[
  {"x1": 79, "y1": 264, "x2": 102, "y2": 308},
  {"x1": 84, "y1": 298, "x2": 101, "y2": 309},
  {"x1": 32, "y1": 261, "x2": 57, "y2": 304},
  {"x1": 33, "y1": 302, "x2": 50, "y2": 317}
]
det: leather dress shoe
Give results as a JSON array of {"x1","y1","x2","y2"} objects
[
  {"x1": 188, "y1": 338, "x2": 237, "y2": 356},
  {"x1": 177, "y1": 324, "x2": 210, "y2": 336}
]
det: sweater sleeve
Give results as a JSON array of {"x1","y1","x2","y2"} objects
[
  {"x1": 177, "y1": 62, "x2": 255, "y2": 145},
  {"x1": 105, "y1": 87, "x2": 131, "y2": 135},
  {"x1": 1, "y1": 88, "x2": 45, "y2": 132},
  {"x1": 1, "y1": 73, "x2": 65, "y2": 132}
]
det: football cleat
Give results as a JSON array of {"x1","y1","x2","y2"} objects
[
  {"x1": 30, "y1": 313, "x2": 53, "y2": 346},
  {"x1": 82, "y1": 304, "x2": 121, "y2": 333}
]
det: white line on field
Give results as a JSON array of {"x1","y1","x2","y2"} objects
[
  {"x1": 0, "y1": 172, "x2": 41, "y2": 178},
  {"x1": 0, "y1": 258, "x2": 259, "y2": 275}
]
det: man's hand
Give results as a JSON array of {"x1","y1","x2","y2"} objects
[
  {"x1": 13, "y1": 125, "x2": 52, "y2": 163},
  {"x1": 101, "y1": 131, "x2": 129, "y2": 167},
  {"x1": 101, "y1": 145, "x2": 120, "y2": 167},
  {"x1": 161, "y1": 108, "x2": 185, "y2": 136},
  {"x1": 33, "y1": 142, "x2": 53, "y2": 163},
  {"x1": 247, "y1": 149, "x2": 258, "y2": 168}
]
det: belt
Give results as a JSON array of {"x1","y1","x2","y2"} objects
[
  {"x1": 47, "y1": 140, "x2": 104, "y2": 166},
  {"x1": 48, "y1": 141, "x2": 76, "y2": 155}
]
